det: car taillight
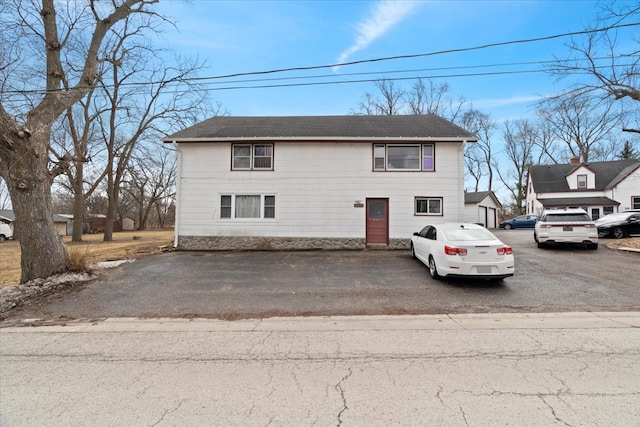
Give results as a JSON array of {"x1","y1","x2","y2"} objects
[
  {"x1": 444, "y1": 245, "x2": 467, "y2": 256},
  {"x1": 497, "y1": 246, "x2": 513, "y2": 255}
]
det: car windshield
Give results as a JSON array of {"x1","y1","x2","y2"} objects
[
  {"x1": 443, "y1": 228, "x2": 496, "y2": 241},
  {"x1": 544, "y1": 213, "x2": 590, "y2": 222}
]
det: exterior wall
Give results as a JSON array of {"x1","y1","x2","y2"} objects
[
  {"x1": 566, "y1": 166, "x2": 595, "y2": 189},
  {"x1": 607, "y1": 169, "x2": 640, "y2": 212},
  {"x1": 175, "y1": 141, "x2": 464, "y2": 250}
]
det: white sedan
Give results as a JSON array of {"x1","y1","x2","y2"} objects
[{"x1": 410, "y1": 223, "x2": 514, "y2": 280}]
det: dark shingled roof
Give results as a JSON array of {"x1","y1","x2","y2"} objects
[
  {"x1": 538, "y1": 197, "x2": 619, "y2": 207},
  {"x1": 464, "y1": 191, "x2": 503, "y2": 208},
  {"x1": 529, "y1": 159, "x2": 640, "y2": 192},
  {"x1": 163, "y1": 115, "x2": 478, "y2": 142}
]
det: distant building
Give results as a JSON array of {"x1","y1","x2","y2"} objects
[
  {"x1": 464, "y1": 191, "x2": 502, "y2": 228},
  {"x1": 526, "y1": 158, "x2": 640, "y2": 220}
]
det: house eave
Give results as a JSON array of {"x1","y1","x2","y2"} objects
[{"x1": 163, "y1": 136, "x2": 477, "y2": 144}]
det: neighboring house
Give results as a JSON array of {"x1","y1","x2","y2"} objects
[
  {"x1": 0, "y1": 209, "x2": 71, "y2": 236},
  {"x1": 163, "y1": 115, "x2": 477, "y2": 250},
  {"x1": 526, "y1": 158, "x2": 640, "y2": 220},
  {"x1": 464, "y1": 191, "x2": 502, "y2": 228}
]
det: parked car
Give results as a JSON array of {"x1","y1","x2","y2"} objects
[
  {"x1": 534, "y1": 208, "x2": 598, "y2": 249},
  {"x1": 0, "y1": 223, "x2": 13, "y2": 241},
  {"x1": 594, "y1": 211, "x2": 640, "y2": 238},
  {"x1": 499, "y1": 215, "x2": 538, "y2": 229},
  {"x1": 410, "y1": 223, "x2": 514, "y2": 280}
]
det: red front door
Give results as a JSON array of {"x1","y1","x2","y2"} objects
[{"x1": 366, "y1": 198, "x2": 388, "y2": 245}]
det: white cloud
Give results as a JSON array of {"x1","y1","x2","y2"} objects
[
  {"x1": 336, "y1": 0, "x2": 418, "y2": 67},
  {"x1": 474, "y1": 95, "x2": 543, "y2": 108}
]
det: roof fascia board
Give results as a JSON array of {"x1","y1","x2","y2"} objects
[{"x1": 163, "y1": 136, "x2": 477, "y2": 143}]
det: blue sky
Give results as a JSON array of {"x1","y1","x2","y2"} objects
[
  {"x1": 154, "y1": 0, "x2": 611, "y2": 122},
  {"x1": 149, "y1": 1, "x2": 637, "y2": 201}
]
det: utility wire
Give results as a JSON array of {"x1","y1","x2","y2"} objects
[{"x1": 4, "y1": 21, "x2": 639, "y2": 96}]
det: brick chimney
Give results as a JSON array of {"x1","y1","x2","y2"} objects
[{"x1": 570, "y1": 155, "x2": 580, "y2": 166}]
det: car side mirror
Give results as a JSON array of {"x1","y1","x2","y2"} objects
[{"x1": 413, "y1": 232, "x2": 420, "y2": 236}]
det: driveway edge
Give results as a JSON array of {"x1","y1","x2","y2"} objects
[{"x1": 2, "y1": 311, "x2": 639, "y2": 333}]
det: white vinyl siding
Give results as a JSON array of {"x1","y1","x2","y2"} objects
[{"x1": 176, "y1": 141, "x2": 463, "y2": 239}]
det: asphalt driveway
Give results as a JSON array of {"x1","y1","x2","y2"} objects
[{"x1": 5, "y1": 230, "x2": 640, "y2": 320}]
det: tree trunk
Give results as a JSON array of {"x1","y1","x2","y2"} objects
[
  {"x1": 70, "y1": 162, "x2": 85, "y2": 242},
  {"x1": 103, "y1": 183, "x2": 118, "y2": 241},
  {"x1": 0, "y1": 130, "x2": 69, "y2": 283}
]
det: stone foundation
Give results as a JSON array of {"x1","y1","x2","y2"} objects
[{"x1": 177, "y1": 236, "x2": 410, "y2": 251}]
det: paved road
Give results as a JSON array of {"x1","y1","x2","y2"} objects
[
  {"x1": 1, "y1": 313, "x2": 639, "y2": 427},
  {"x1": 4, "y1": 230, "x2": 639, "y2": 321}
]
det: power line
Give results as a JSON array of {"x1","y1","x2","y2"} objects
[{"x1": 3, "y1": 21, "x2": 639, "y2": 97}]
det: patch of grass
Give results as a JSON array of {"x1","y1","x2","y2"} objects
[
  {"x1": 67, "y1": 246, "x2": 93, "y2": 274},
  {"x1": 0, "y1": 230, "x2": 174, "y2": 288}
]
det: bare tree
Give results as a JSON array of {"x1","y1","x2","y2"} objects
[
  {"x1": 537, "y1": 93, "x2": 622, "y2": 163},
  {"x1": 406, "y1": 78, "x2": 468, "y2": 123},
  {"x1": 496, "y1": 120, "x2": 537, "y2": 214},
  {"x1": 124, "y1": 144, "x2": 176, "y2": 230},
  {"x1": 460, "y1": 109, "x2": 496, "y2": 191},
  {"x1": 551, "y1": 2, "x2": 640, "y2": 132},
  {"x1": 0, "y1": 0, "x2": 160, "y2": 282},
  {"x1": 85, "y1": 12, "x2": 211, "y2": 242},
  {"x1": 353, "y1": 78, "x2": 405, "y2": 115},
  {"x1": 50, "y1": 90, "x2": 108, "y2": 242}
]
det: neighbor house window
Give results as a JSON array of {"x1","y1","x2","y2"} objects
[
  {"x1": 603, "y1": 206, "x2": 614, "y2": 215},
  {"x1": 415, "y1": 197, "x2": 443, "y2": 215},
  {"x1": 373, "y1": 144, "x2": 435, "y2": 171},
  {"x1": 232, "y1": 144, "x2": 273, "y2": 170},
  {"x1": 220, "y1": 195, "x2": 276, "y2": 219},
  {"x1": 632, "y1": 196, "x2": 640, "y2": 210},
  {"x1": 577, "y1": 174, "x2": 587, "y2": 189}
]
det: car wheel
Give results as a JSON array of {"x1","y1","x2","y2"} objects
[
  {"x1": 428, "y1": 256, "x2": 440, "y2": 280},
  {"x1": 410, "y1": 243, "x2": 417, "y2": 260},
  {"x1": 504, "y1": 224, "x2": 512, "y2": 230},
  {"x1": 589, "y1": 243, "x2": 598, "y2": 250},
  {"x1": 0, "y1": 235, "x2": 5, "y2": 242},
  {"x1": 533, "y1": 232, "x2": 538, "y2": 243},
  {"x1": 612, "y1": 226, "x2": 626, "y2": 239},
  {"x1": 537, "y1": 241, "x2": 545, "y2": 248}
]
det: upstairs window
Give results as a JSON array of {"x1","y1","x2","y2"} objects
[
  {"x1": 577, "y1": 174, "x2": 587, "y2": 189},
  {"x1": 374, "y1": 144, "x2": 435, "y2": 171},
  {"x1": 232, "y1": 144, "x2": 273, "y2": 170}
]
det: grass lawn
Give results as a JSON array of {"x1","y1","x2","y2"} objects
[{"x1": 0, "y1": 230, "x2": 174, "y2": 288}]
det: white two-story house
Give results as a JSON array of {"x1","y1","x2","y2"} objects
[
  {"x1": 163, "y1": 115, "x2": 477, "y2": 250},
  {"x1": 526, "y1": 157, "x2": 640, "y2": 220}
]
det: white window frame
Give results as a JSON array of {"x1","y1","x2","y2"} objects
[
  {"x1": 232, "y1": 144, "x2": 273, "y2": 170},
  {"x1": 415, "y1": 197, "x2": 443, "y2": 216},
  {"x1": 632, "y1": 196, "x2": 640, "y2": 210},
  {"x1": 220, "y1": 194, "x2": 276, "y2": 219},
  {"x1": 577, "y1": 174, "x2": 587, "y2": 189},
  {"x1": 373, "y1": 144, "x2": 435, "y2": 171}
]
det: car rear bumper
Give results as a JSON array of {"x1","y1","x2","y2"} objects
[{"x1": 438, "y1": 260, "x2": 514, "y2": 278}]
